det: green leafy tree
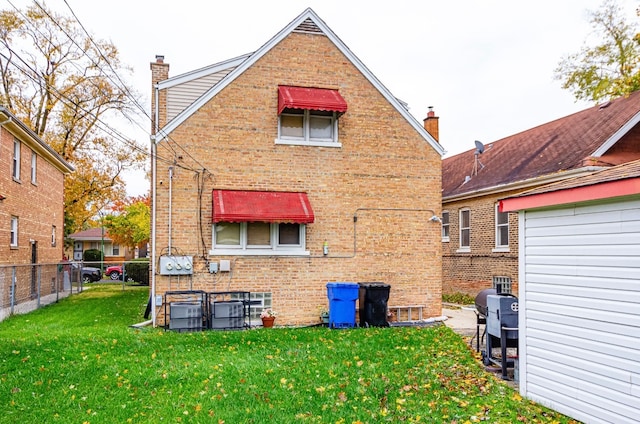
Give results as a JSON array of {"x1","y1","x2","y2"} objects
[
  {"x1": 555, "y1": 0, "x2": 640, "y2": 102},
  {"x1": 0, "y1": 3, "x2": 146, "y2": 235},
  {"x1": 103, "y1": 195, "x2": 150, "y2": 249}
]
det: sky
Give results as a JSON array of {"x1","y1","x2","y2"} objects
[{"x1": 10, "y1": 0, "x2": 640, "y2": 196}]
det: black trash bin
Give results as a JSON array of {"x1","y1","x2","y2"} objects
[{"x1": 358, "y1": 283, "x2": 390, "y2": 327}]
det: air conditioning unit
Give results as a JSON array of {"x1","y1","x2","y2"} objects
[
  {"x1": 169, "y1": 302, "x2": 203, "y2": 332},
  {"x1": 210, "y1": 301, "x2": 244, "y2": 329}
]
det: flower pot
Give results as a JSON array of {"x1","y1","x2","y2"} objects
[{"x1": 261, "y1": 316, "x2": 275, "y2": 328}]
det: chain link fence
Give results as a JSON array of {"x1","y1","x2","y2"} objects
[
  {"x1": 0, "y1": 262, "x2": 84, "y2": 322},
  {"x1": 0, "y1": 260, "x2": 150, "y2": 323}
]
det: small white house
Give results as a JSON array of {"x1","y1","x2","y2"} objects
[{"x1": 500, "y1": 160, "x2": 640, "y2": 424}]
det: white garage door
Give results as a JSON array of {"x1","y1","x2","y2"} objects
[{"x1": 519, "y1": 198, "x2": 640, "y2": 424}]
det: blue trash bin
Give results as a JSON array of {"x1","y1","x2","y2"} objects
[{"x1": 327, "y1": 282, "x2": 359, "y2": 328}]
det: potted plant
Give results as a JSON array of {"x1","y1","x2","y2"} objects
[{"x1": 260, "y1": 308, "x2": 277, "y2": 328}]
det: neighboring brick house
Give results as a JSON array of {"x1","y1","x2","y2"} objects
[
  {"x1": 149, "y1": 8, "x2": 445, "y2": 327},
  {"x1": 442, "y1": 91, "x2": 640, "y2": 297},
  {"x1": 0, "y1": 107, "x2": 73, "y2": 300}
]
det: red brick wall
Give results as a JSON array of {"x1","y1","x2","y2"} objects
[
  {"x1": 153, "y1": 32, "x2": 443, "y2": 325},
  {"x1": 0, "y1": 126, "x2": 67, "y2": 266}
]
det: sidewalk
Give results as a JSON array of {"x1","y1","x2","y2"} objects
[{"x1": 442, "y1": 303, "x2": 479, "y2": 337}]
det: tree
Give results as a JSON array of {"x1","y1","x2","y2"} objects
[
  {"x1": 555, "y1": 0, "x2": 640, "y2": 102},
  {"x1": 0, "y1": 3, "x2": 146, "y2": 235},
  {"x1": 103, "y1": 195, "x2": 150, "y2": 249}
]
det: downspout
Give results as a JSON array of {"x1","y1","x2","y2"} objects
[
  {"x1": 150, "y1": 84, "x2": 160, "y2": 327},
  {"x1": 168, "y1": 166, "x2": 173, "y2": 253},
  {"x1": 151, "y1": 137, "x2": 157, "y2": 326}
]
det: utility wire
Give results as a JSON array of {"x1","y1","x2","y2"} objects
[{"x1": 6, "y1": 0, "x2": 210, "y2": 173}]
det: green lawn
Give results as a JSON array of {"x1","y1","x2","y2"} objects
[{"x1": 0, "y1": 285, "x2": 578, "y2": 424}]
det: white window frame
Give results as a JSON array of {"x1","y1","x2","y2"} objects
[
  {"x1": 441, "y1": 211, "x2": 450, "y2": 242},
  {"x1": 10, "y1": 216, "x2": 18, "y2": 247},
  {"x1": 210, "y1": 222, "x2": 308, "y2": 256},
  {"x1": 276, "y1": 109, "x2": 341, "y2": 148},
  {"x1": 457, "y1": 208, "x2": 470, "y2": 252},
  {"x1": 31, "y1": 150, "x2": 37, "y2": 184},
  {"x1": 493, "y1": 204, "x2": 510, "y2": 252},
  {"x1": 12, "y1": 139, "x2": 21, "y2": 181},
  {"x1": 51, "y1": 225, "x2": 56, "y2": 247}
]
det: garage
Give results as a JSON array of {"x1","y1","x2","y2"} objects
[{"x1": 500, "y1": 160, "x2": 640, "y2": 424}]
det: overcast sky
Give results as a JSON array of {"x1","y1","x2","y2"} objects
[{"x1": 11, "y1": 0, "x2": 640, "y2": 195}]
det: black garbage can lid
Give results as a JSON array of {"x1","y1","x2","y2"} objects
[{"x1": 359, "y1": 282, "x2": 388, "y2": 287}]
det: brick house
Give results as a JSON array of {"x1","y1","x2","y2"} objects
[
  {"x1": 149, "y1": 8, "x2": 445, "y2": 327},
  {"x1": 442, "y1": 91, "x2": 640, "y2": 297},
  {"x1": 0, "y1": 107, "x2": 73, "y2": 265},
  {"x1": 65, "y1": 227, "x2": 131, "y2": 263},
  {"x1": 0, "y1": 107, "x2": 73, "y2": 303}
]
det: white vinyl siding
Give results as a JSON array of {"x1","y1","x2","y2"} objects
[
  {"x1": 518, "y1": 198, "x2": 640, "y2": 424},
  {"x1": 166, "y1": 68, "x2": 237, "y2": 121}
]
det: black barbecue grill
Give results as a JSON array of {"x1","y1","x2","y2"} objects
[
  {"x1": 474, "y1": 288, "x2": 496, "y2": 352},
  {"x1": 482, "y1": 293, "x2": 519, "y2": 380}
]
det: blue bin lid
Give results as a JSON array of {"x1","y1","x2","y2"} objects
[{"x1": 327, "y1": 282, "x2": 359, "y2": 289}]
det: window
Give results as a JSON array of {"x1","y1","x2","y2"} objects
[
  {"x1": 441, "y1": 211, "x2": 450, "y2": 241},
  {"x1": 277, "y1": 108, "x2": 338, "y2": 145},
  {"x1": 112, "y1": 244, "x2": 120, "y2": 256},
  {"x1": 12, "y1": 139, "x2": 21, "y2": 180},
  {"x1": 458, "y1": 209, "x2": 470, "y2": 251},
  {"x1": 494, "y1": 205, "x2": 509, "y2": 251},
  {"x1": 51, "y1": 225, "x2": 56, "y2": 247},
  {"x1": 212, "y1": 222, "x2": 306, "y2": 255},
  {"x1": 493, "y1": 276, "x2": 512, "y2": 294},
  {"x1": 10, "y1": 216, "x2": 18, "y2": 247},
  {"x1": 31, "y1": 151, "x2": 37, "y2": 184}
]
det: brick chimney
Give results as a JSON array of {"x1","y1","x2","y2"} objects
[
  {"x1": 423, "y1": 106, "x2": 439, "y2": 142},
  {"x1": 150, "y1": 55, "x2": 170, "y2": 134}
]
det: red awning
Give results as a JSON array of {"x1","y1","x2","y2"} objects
[
  {"x1": 212, "y1": 190, "x2": 315, "y2": 224},
  {"x1": 278, "y1": 86, "x2": 347, "y2": 115}
]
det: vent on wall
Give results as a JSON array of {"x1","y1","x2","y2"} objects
[{"x1": 294, "y1": 18, "x2": 323, "y2": 34}]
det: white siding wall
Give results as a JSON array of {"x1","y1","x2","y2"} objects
[
  {"x1": 166, "y1": 68, "x2": 236, "y2": 121},
  {"x1": 519, "y1": 198, "x2": 640, "y2": 424}
]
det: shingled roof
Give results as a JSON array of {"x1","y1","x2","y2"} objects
[
  {"x1": 514, "y1": 157, "x2": 640, "y2": 197},
  {"x1": 443, "y1": 90, "x2": 640, "y2": 199}
]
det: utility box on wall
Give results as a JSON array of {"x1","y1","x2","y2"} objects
[{"x1": 159, "y1": 255, "x2": 193, "y2": 275}]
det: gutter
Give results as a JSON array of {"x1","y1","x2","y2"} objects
[{"x1": 443, "y1": 167, "x2": 605, "y2": 203}]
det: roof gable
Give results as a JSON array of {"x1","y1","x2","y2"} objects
[
  {"x1": 443, "y1": 90, "x2": 640, "y2": 199},
  {"x1": 153, "y1": 8, "x2": 444, "y2": 156}
]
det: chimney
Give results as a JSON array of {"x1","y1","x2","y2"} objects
[
  {"x1": 150, "y1": 55, "x2": 170, "y2": 134},
  {"x1": 423, "y1": 106, "x2": 439, "y2": 142}
]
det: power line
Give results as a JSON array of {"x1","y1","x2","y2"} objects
[{"x1": 5, "y1": 0, "x2": 210, "y2": 174}]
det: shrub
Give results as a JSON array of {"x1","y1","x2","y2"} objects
[
  {"x1": 125, "y1": 259, "x2": 149, "y2": 285},
  {"x1": 83, "y1": 249, "x2": 103, "y2": 263},
  {"x1": 442, "y1": 292, "x2": 475, "y2": 305}
]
